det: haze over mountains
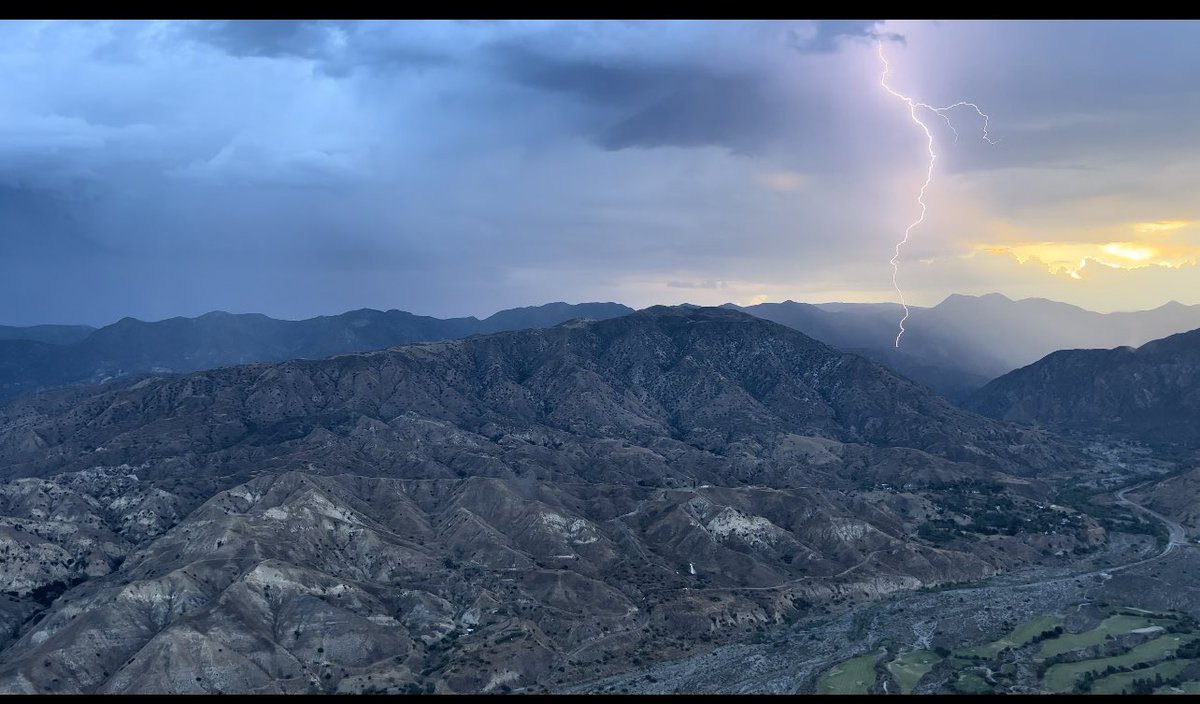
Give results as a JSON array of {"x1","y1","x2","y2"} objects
[
  {"x1": 731, "y1": 294, "x2": 1200, "y2": 400},
  {"x1": 5, "y1": 293, "x2": 1200, "y2": 405},
  {"x1": 968, "y1": 326, "x2": 1200, "y2": 451},
  {"x1": 0, "y1": 325, "x2": 96, "y2": 346}
]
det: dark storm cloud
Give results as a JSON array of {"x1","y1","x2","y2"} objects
[
  {"x1": 791, "y1": 19, "x2": 903, "y2": 51},
  {"x1": 490, "y1": 43, "x2": 788, "y2": 153},
  {"x1": 185, "y1": 20, "x2": 452, "y2": 75},
  {"x1": 187, "y1": 20, "x2": 333, "y2": 59},
  {"x1": 3, "y1": 20, "x2": 1200, "y2": 325},
  {"x1": 600, "y1": 80, "x2": 780, "y2": 153}
]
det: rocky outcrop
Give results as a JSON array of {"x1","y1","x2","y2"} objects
[{"x1": 0, "y1": 470, "x2": 1088, "y2": 694}]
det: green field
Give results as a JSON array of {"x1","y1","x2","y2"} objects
[
  {"x1": 1038, "y1": 614, "x2": 1159, "y2": 658},
  {"x1": 886, "y1": 650, "x2": 941, "y2": 693},
  {"x1": 816, "y1": 606, "x2": 1194, "y2": 694},
  {"x1": 1091, "y1": 660, "x2": 1191, "y2": 694},
  {"x1": 1158, "y1": 681, "x2": 1200, "y2": 694},
  {"x1": 1043, "y1": 634, "x2": 1193, "y2": 692},
  {"x1": 817, "y1": 652, "x2": 880, "y2": 694},
  {"x1": 959, "y1": 615, "x2": 1062, "y2": 659},
  {"x1": 955, "y1": 672, "x2": 992, "y2": 693}
]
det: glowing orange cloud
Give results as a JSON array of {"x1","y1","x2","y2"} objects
[
  {"x1": 1135, "y1": 220, "x2": 1190, "y2": 234},
  {"x1": 982, "y1": 237, "x2": 1200, "y2": 280},
  {"x1": 978, "y1": 218, "x2": 1200, "y2": 279}
]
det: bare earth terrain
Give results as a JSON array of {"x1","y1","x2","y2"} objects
[{"x1": 0, "y1": 307, "x2": 1193, "y2": 693}]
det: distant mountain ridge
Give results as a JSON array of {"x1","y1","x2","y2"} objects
[
  {"x1": 965, "y1": 326, "x2": 1200, "y2": 451},
  {"x1": 730, "y1": 294, "x2": 1200, "y2": 400},
  {"x1": 0, "y1": 324, "x2": 96, "y2": 345},
  {"x1": 0, "y1": 305, "x2": 1068, "y2": 483},
  {"x1": 0, "y1": 302, "x2": 632, "y2": 403},
  {"x1": 6, "y1": 294, "x2": 1200, "y2": 406}
]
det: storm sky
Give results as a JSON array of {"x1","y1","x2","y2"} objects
[{"x1": 5, "y1": 19, "x2": 1200, "y2": 325}]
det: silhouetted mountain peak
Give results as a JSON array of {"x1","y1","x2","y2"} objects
[
  {"x1": 636, "y1": 304, "x2": 746, "y2": 319},
  {"x1": 935, "y1": 292, "x2": 1013, "y2": 308}
]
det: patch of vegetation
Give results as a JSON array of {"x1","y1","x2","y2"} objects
[
  {"x1": 1088, "y1": 659, "x2": 1191, "y2": 694},
  {"x1": 1054, "y1": 485, "x2": 1168, "y2": 546},
  {"x1": 927, "y1": 482, "x2": 1073, "y2": 538},
  {"x1": 1038, "y1": 614, "x2": 1158, "y2": 658},
  {"x1": 953, "y1": 672, "x2": 992, "y2": 693},
  {"x1": 1043, "y1": 634, "x2": 1196, "y2": 692},
  {"x1": 7, "y1": 576, "x2": 88, "y2": 607},
  {"x1": 885, "y1": 650, "x2": 940, "y2": 693},
  {"x1": 916, "y1": 519, "x2": 960, "y2": 544},
  {"x1": 959, "y1": 615, "x2": 1063, "y2": 659},
  {"x1": 817, "y1": 652, "x2": 880, "y2": 694},
  {"x1": 848, "y1": 610, "x2": 872, "y2": 640}
]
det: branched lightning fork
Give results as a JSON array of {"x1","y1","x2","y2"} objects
[{"x1": 878, "y1": 42, "x2": 998, "y2": 348}]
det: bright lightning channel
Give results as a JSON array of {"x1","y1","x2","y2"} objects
[{"x1": 877, "y1": 42, "x2": 998, "y2": 348}]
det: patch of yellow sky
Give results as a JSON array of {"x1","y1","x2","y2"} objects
[
  {"x1": 650, "y1": 170, "x2": 1200, "y2": 311},
  {"x1": 978, "y1": 220, "x2": 1200, "y2": 280}
]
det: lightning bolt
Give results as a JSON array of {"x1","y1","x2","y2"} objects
[{"x1": 877, "y1": 42, "x2": 998, "y2": 347}]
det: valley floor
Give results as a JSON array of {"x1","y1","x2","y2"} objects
[{"x1": 578, "y1": 489, "x2": 1200, "y2": 694}]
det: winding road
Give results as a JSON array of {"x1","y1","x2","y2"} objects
[
  {"x1": 1113, "y1": 482, "x2": 1188, "y2": 563},
  {"x1": 989, "y1": 481, "x2": 1188, "y2": 590}
]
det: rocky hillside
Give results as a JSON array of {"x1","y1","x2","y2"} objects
[
  {"x1": 0, "y1": 307, "x2": 1098, "y2": 693},
  {"x1": 0, "y1": 469, "x2": 1101, "y2": 694},
  {"x1": 966, "y1": 327, "x2": 1200, "y2": 450},
  {"x1": 0, "y1": 306, "x2": 1065, "y2": 483}
]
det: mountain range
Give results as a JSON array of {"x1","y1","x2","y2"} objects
[
  {"x1": 0, "y1": 303, "x2": 633, "y2": 404},
  {"x1": 0, "y1": 306, "x2": 1092, "y2": 693},
  {"x1": 5, "y1": 294, "x2": 1200, "y2": 405},
  {"x1": 731, "y1": 294, "x2": 1200, "y2": 400}
]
